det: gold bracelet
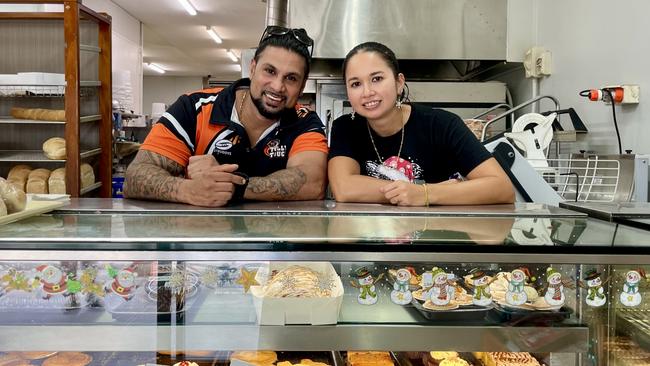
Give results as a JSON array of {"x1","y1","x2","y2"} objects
[{"x1": 422, "y1": 183, "x2": 429, "y2": 207}]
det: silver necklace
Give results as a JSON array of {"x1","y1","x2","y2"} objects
[{"x1": 367, "y1": 113, "x2": 405, "y2": 168}]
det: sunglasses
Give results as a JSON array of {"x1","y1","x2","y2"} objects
[{"x1": 259, "y1": 26, "x2": 314, "y2": 57}]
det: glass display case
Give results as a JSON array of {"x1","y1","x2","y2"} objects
[{"x1": 1, "y1": 199, "x2": 650, "y2": 366}]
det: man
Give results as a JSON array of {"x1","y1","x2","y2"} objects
[{"x1": 124, "y1": 27, "x2": 328, "y2": 207}]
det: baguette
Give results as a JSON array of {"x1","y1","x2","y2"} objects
[{"x1": 10, "y1": 107, "x2": 65, "y2": 122}]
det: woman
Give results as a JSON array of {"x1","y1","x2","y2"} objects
[{"x1": 328, "y1": 42, "x2": 514, "y2": 206}]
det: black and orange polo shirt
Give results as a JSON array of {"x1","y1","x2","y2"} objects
[{"x1": 141, "y1": 78, "x2": 328, "y2": 177}]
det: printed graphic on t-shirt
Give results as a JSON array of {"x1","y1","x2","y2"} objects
[
  {"x1": 264, "y1": 139, "x2": 287, "y2": 158},
  {"x1": 366, "y1": 156, "x2": 423, "y2": 182},
  {"x1": 209, "y1": 129, "x2": 240, "y2": 156}
]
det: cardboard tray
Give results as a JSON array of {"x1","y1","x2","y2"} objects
[
  {"x1": 410, "y1": 297, "x2": 492, "y2": 322},
  {"x1": 0, "y1": 200, "x2": 66, "y2": 226},
  {"x1": 250, "y1": 262, "x2": 344, "y2": 325}
]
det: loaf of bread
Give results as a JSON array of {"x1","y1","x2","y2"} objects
[
  {"x1": 10, "y1": 107, "x2": 65, "y2": 122},
  {"x1": 43, "y1": 137, "x2": 66, "y2": 160},
  {"x1": 7, "y1": 164, "x2": 32, "y2": 192},
  {"x1": 347, "y1": 352, "x2": 394, "y2": 366},
  {"x1": 81, "y1": 163, "x2": 95, "y2": 188},
  {"x1": 0, "y1": 197, "x2": 6, "y2": 216},
  {"x1": 0, "y1": 177, "x2": 27, "y2": 213},
  {"x1": 26, "y1": 168, "x2": 51, "y2": 194},
  {"x1": 48, "y1": 167, "x2": 66, "y2": 194}
]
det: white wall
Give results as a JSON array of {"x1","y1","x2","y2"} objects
[
  {"x1": 142, "y1": 76, "x2": 204, "y2": 116},
  {"x1": 83, "y1": 0, "x2": 143, "y2": 114},
  {"x1": 508, "y1": 0, "x2": 649, "y2": 155}
]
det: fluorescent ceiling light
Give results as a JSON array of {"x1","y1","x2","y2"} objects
[
  {"x1": 226, "y1": 49, "x2": 239, "y2": 62},
  {"x1": 177, "y1": 0, "x2": 197, "y2": 16},
  {"x1": 146, "y1": 63, "x2": 166, "y2": 74},
  {"x1": 206, "y1": 26, "x2": 223, "y2": 44}
]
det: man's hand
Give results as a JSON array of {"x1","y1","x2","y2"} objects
[
  {"x1": 187, "y1": 154, "x2": 220, "y2": 179},
  {"x1": 179, "y1": 163, "x2": 246, "y2": 207},
  {"x1": 380, "y1": 181, "x2": 426, "y2": 206}
]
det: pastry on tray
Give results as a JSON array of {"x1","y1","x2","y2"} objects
[
  {"x1": 438, "y1": 358, "x2": 469, "y2": 366},
  {"x1": 262, "y1": 265, "x2": 331, "y2": 298},
  {"x1": 41, "y1": 352, "x2": 92, "y2": 366},
  {"x1": 230, "y1": 351, "x2": 278, "y2": 366},
  {"x1": 9, "y1": 352, "x2": 57, "y2": 360},
  {"x1": 277, "y1": 359, "x2": 330, "y2": 366},
  {"x1": 347, "y1": 351, "x2": 394, "y2": 366},
  {"x1": 423, "y1": 300, "x2": 460, "y2": 311}
]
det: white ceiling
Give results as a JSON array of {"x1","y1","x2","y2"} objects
[{"x1": 112, "y1": 0, "x2": 267, "y2": 79}]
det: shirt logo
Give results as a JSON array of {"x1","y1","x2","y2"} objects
[
  {"x1": 215, "y1": 140, "x2": 233, "y2": 150},
  {"x1": 264, "y1": 139, "x2": 287, "y2": 158}
]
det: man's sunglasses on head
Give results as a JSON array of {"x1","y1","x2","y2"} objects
[{"x1": 260, "y1": 26, "x2": 314, "y2": 57}]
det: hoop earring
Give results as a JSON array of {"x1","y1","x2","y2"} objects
[{"x1": 350, "y1": 110, "x2": 355, "y2": 120}]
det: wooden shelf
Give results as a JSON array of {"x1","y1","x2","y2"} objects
[
  {"x1": 0, "y1": 115, "x2": 101, "y2": 124},
  {"x1": 80, "y1": 181, "x2": 102, "y2": 195}
]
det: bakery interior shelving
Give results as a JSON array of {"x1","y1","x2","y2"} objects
[{"x1": 0, "y1": 1, "x2": 112, "y2": 197}]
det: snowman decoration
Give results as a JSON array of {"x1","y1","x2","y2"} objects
[
  {"x1": 420, "y1": 270, "x2": 434, "y2": 299},
  {"x1": 107, "y1": 267, "x2": 138, "y2": 300},
  {"x1": 34, "y1": 264, "x2": 68, "y2": 299},
  {"x1": 582, "y1": 270, "x2": 607, "y2": 307},
  {"x1": 620, "y1": 269, "x2": 645, "y2": 307},
  {"x1": 506, "y1": 268, "x2": 529, "y2": 306},
  {"x1": 390, "y1": 268, "x2": 413, "y2": 305},
  {"x1": 350, "y1": 267, "x2": 383, "y2": 305},
  {"x1": 544, "y1": 267, "x2": 565, "y2": 307},
  {"x1": 469, "y1": 269, "x2": 492, "y2": 306},
  {"x1": 430, "y1": 267, "x2": 455, "y2": 306}
]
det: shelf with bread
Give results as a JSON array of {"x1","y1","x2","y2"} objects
[{"x1": 0, "y1": 3, "x2": 112, "y2": 197}]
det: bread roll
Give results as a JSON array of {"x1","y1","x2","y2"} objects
[
  {"x1": 43, "y1": 137, "x2": 66, "y2": 160},
  {"x1": 80, "y1": 163, "x2": 95, "y2": 189},
  {"x1": 0, "y1": 177, "x2": 27, "y2": 213},
  {"x1": 48, "y1": 167, "x2": 66, "y2": 194},
  {"x1": 7, "y1": 164, "x2": 32, "y2": 192},
  {"x1": 26, "y1": 168, "x2": 51, "y2": 194}
]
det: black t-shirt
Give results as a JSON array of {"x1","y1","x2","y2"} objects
[{"x1": 328, "y1": 104, "x2": 492, "y2": 183}]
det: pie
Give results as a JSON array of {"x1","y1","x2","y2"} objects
[{"x1": 42, "y1": 352, "x2": 92, "y2": 366}]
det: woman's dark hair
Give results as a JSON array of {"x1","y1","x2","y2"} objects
[{"x1": 342, "y1": 41, "x2": 408, "y2": 102}]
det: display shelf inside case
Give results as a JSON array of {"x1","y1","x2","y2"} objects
[
  {"x1": 0, "y1": 115, "x2": 100, "y2": 124},
  {"x1": 0, "y1": 85, "x2": 98, "y2": 98},
  {"x1": 80, "y1": 182, "x2": 102, "y2": 195}
]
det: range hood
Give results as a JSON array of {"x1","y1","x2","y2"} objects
[{"x1": 288, "y1": 0, "x2": 508, "y2": 60}]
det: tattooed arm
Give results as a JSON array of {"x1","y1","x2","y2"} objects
[
  {"x1": 245, "y1": 150, "x2": 327, "y2": 201},
  {"x1": 124, "y1": 150, "x2": 244, "y2": 207}
]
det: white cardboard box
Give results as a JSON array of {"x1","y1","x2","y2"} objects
[{"x1": 250, "y1": 262, "x2": 343, "y2": 325}]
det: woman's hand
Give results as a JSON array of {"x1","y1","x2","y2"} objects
[{"x1": 380, "y1": 181, "x2": 427, "y2": 206}]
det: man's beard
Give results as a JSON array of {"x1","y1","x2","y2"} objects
[{"x1": 251, "y1": 92, "x2": 285, "y2": 120}]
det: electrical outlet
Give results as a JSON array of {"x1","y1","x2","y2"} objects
[{"x1": 622, "y1": 84, "x2": 640, "y2": 104}]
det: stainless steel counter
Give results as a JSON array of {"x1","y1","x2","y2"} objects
[
  {"x1": 58, "y1": 198, "x2": 585, "y2": 217},
  {"x1": 560, "y1": 201, "x2": 650, "y2": 221}
]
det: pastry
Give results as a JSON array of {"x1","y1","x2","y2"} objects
[
  {"x1": 347, "y1": 352, "x2": 394, "y2": 366},
  {"x1": 0, "y1": 177, "x2": 27, "y2": 213},
  {"x1": 172, "y1": 362, "x2": 199, "y2": 366},
  {"x1": 423, "y1": 300, "x2": 459, "y2": 311},
  {"x1": 7, "y1": 165, "x2": 32, "y2": 192},
  {"x1": 277, "y1": 360, "x2": 330, "y2": 366},
  {"x1": 42, "y1": 352, "x2": 92, "y2": 366},
  {"x1": 0, "y1": 353, "x2": 24, "y2": 366},
  {"x1": 26, "y1": 168, "x2": 51, "y2": 194},
  {"x1": 42, "y1": 137, "x2": 66, "y2": 160},
  {"x1": 438, "y1": 358, "x2": 469, "y2": 366},
  {"x1": 48, "y1": 168, "x2": 66, "y2": 194},
  {"x1": 429, "y1": 352, "x2": 459, "y2": 362},
  {"x1": 484, "y1": 352, "x2": 541, "y2": 366},
  {"x1": 230, "y1": 351, "x2": 278, "y2": 366},
  {"x1": 10, "y1": 352, "x2": 57, "y2": 360},
  {"x1": 262, "y1": 265, "x2": 332, "y2": 297}
]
